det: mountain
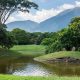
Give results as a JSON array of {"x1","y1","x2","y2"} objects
[
  {"x1": 7, "y1": 20, "x2": 39, "y2": 32},
  {"x1": 7, "y1": 7, "x2": 80, "y2": 32},
  {"x1": 36, "y1": 7, "x2": 80, "y2": 32}
]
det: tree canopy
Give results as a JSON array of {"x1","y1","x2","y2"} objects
[
  {"x1": 0, "y1": 0, "x2": 38, "y2": 24},
  {"x1": 0, "y1": 0, "x2": 38, "y2": 49},
  {"x1": 60, "y1": 17, "x2": 80, "y2": 50},
  {"x1": 41, "y1": 17, "x2": 80, "y2": 53},
  {"x1": 0, "y1": 24, "x2": 15, "y2": 49}
]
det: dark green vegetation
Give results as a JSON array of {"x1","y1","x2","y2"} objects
[
  {"x1": 11, "y1": 28, "x2": 54, "y2": 45},
  {"x1": 0, "y1": 75, "x2": 80, "y2": 80},
  {"x1": 41, "y1": 17, "x2": 80, "y2": 53},
  {"x1": 0, "y1": 0, "x2": 38, "y2": 49},
  {"x1": 8, "y1": 17, "x2": 80, "y2": 53},
  {"x1": 2, "y1": 17, "x2": 80, "y2": 52},
  {"x1": 0, "y1": 24, "x2": 15, "y2": 49},
  {"x1": 0, "y1": 25, "x2": 51, "y2": 49}
]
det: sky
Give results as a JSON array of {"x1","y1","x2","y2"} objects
[{"x1": 6, "y1": 0, "x2": 80, "y2": 24}]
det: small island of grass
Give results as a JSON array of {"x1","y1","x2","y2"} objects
[{"x1": 34, "y1": 51, "x2": 80, "y2": 63}]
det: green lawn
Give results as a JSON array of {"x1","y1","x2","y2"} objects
[
  {"x1": 11, "y1": 45, "x2": 45, "y2": 57},
  {"x1": 0, "y1": 49, "x2": 22, "y2": 60},
  {"x1": 0, "y1": 45, "x2": 45, "y2": 61},
  {"x1": 0, "y1": 75, "x2": 80, "y2": 80},
  {"x1": 34, "y1": 51, "x2": 80, "y2": 62}
]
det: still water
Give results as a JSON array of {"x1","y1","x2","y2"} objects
[{"x1": 0, "y1": 57, "x2": 80, "y2": 76}]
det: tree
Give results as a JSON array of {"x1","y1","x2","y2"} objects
[
  {"x1": 40, "y1": 17, "x2": 80, "y2": 53},
  {"x1": 0, "y1": 0, "x2": 38, "y2": 49},
  {"x1": 36, "y1": 32, "x2": 50, "y2": 45},
  {"x1": 44, "y1": 32, "x2": 62, "y2": 53},
  {"x1": 11, "y1": 28, "x2": 30, "y2": 45},
  {"x1": 0, "y1": 24, "x2": 7, "y2": 47},
  {"x1": 0, "y1": 0, "x2": 38, "y2": 24},
  {"x1": 60, "y1": 30, "x2": 73, "y2": 50},
  {"x1": 0, "y1": 24, "x2": 15, "y2": 49},
  {"x1": 2, "y1": 31, "x2": 16, "y2": 49},
  {"x1": 41, "y1": 38, "x2": 54, "y2": 46},
  {"x1": 60, "y1": 17, "x2": 80, "y2": 50},
  {"x1": 45, "y1": 40, "x2": 62, "y2": 53}
]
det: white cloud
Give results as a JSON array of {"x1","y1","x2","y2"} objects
[
  {"x1": 8, "y1": 16, "x2": 16, "y2": 22},
  {"x1": 40, "y1": 0, "x2": 49, "y2": 2},
  {"x1": 75, "y1": 1, "x2": 80, "y2": 6},
  {"x1": 6, "y1": 1, "x2": 80, "y2": 24}
]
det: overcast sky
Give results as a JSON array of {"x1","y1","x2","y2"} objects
[{"x1": 6, "y1": 0, "x2": 80, "y2": 24}]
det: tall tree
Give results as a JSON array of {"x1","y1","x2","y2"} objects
[{"x1": 0, "y1": 0, "x2": 38, "y2": 24}]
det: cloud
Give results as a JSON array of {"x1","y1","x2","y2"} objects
[
  {"x1": 6, "y1": 1, "x2": 80, "y2": 24},
  {"x1": 40, "y1": 0, "x2": 49, "y2": 2},
  {"x1": 75, "y1": 1, "x2": 80, "y2": 6}
]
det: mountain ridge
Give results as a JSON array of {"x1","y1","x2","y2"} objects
[{"x1": 7, "y1": 7, "x2": 80, "y2": 32}]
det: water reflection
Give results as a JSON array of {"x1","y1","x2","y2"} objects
[
  {"x1": 13, "y1": 63, "x2": 52, "y2": 76},
  {"x1": 45, "y1": 62, "x2": 80, "y2": 76},
  {"x1": 0, "y1": 57, "x2": 80, "y2": 76}
]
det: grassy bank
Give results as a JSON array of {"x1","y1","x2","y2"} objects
[
  {"x1": 0, "y1": 75, "x2": 80, "y2": 80},
  {"x1": 0, "y1": 45, "x2": 45, "y2": 61},
  {"x1": 11, "y1": 45, "x2": 45, "y2": 57},
  {"x1": 0, "y1": 49, "x2": 22, "y2": 60},
  {"x1": 34, "y1": 51, "x2": 80, "y2": 62}
]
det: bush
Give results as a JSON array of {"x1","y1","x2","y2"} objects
[
  {"x1": 41, "y1": 38, "x2": 53, "y2": 46},
  {"x1": 45, "y1": 40, "x2": 62, "y2": 54}
]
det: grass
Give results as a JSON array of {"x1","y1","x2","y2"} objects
[
  {"x1": 34, "y1": 51, "x2": 80, "y2": 62},
  {"x1": 0, "y1": 47, "x2": 80, "y2": 80},
  {"x1": 0, "y1": 75, "x2": 80, "y2": 80},
  {"x1": 10, "y1": 45, "x2": 45, "y2": 57},
  {"x1": 0, "y1": 45, "x2": 45, "y2": 61},
  {"x1": 0, "y1": 49, "x2": 22, "y2": 60}
]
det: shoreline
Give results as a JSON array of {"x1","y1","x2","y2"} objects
[{"x1": 34, "y1": 51, "x2": 80, "y2": 64}]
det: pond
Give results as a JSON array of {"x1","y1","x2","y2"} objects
[{"x1": 0, "y1": 57, "x2": 80, "y2": 76}]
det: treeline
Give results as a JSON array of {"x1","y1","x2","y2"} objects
[
  {"x1": 0, "y1": 24, "x2": 56, "y2": 49},
  {"x1": 10, "y1": 28, "x2": 56, "y2": 45},
  {"x1": 41, "y1": 17, "x2": 80, "y2": 53},
  {"x1": 0, "y1": 17, "x2": 80, "y2": 51}
]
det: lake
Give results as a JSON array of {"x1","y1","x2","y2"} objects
[{"x1": 0, "y1": 57, "x2": 80, "y2": 76}]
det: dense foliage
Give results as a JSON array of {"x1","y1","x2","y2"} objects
[
  {"x1": 10, "y1": 17, "x2": 80, "y2": 52},
  {"x1": 11, "y1": 28, "x2": 53, "y2": 45},
  {"x1": 0, "y1": 16, "x2": 80, "y2": 50},
  {"x1": 0, "y1": 24, "x2": 15, "y2": 49},
  {"x1": 0, "y1": 0, "x2": 38, "y2": 49},
  {"x1": 42, "y1": 17, "x2": 80, "y2": 53}
]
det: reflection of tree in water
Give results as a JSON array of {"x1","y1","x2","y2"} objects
[
  {"x1": 0, "y1": 63, "x2": 15, "y2": 74},
  {"x1": 0, "y1": 58, "x2": 80, "y2": 76},
  {"x1": 0, "y1": 64, "x2": 8, "y2": 74},
  {"x1": 6, "y1": 64, "x2": 14, "y2": 74},
  {"x1": 0, "y1": 58, "x2": 28, "y2": 74}
]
